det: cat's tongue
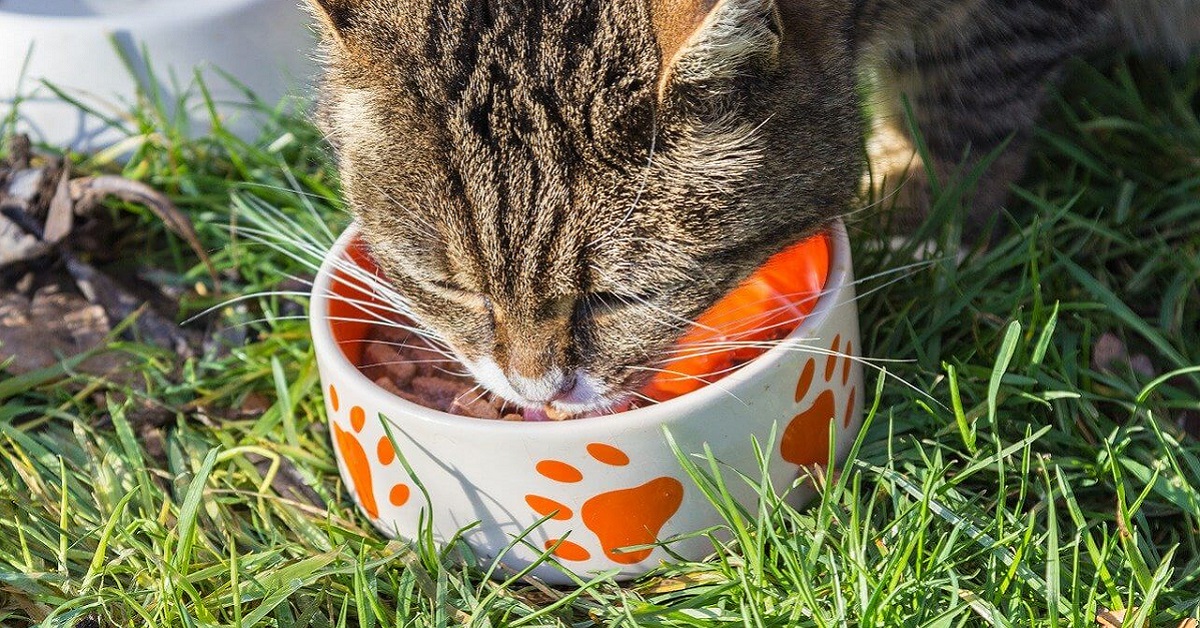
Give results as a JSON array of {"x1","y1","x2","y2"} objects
[{"x1": 522, "y1": 407, "x2": 552, "y2": 421}]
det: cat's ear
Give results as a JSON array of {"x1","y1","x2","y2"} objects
[
  {"x1": 302, "y1": 0, "x2": 359, "y2": 48},
  {"x1": 653, "y1": 0, "x2": 783, "y2": 100}
]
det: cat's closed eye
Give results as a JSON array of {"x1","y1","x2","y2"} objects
[
  {"x1": 579, "y1": 288, "x2": 665, "y2": 318},
  {"x1": 579, "y1": 291, "x2": 636, "y2": 317},
  {"x1": 426, "y1": 279, "x2": 491, "y2": 311}
]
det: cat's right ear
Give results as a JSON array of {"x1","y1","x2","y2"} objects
[
  {"x1": 303, "y1": 0, "x2": 358, "y2": 49},
  {"x1": 651, "y1": 0, "x2": 783, "y2": 101}
]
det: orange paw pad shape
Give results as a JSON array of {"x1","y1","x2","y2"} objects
[
  {"x1": 328, "y1": 385, "x2": 410, "y2": 518},
  {"x1": 781, "y1": 335, "x2": 859, "y2": 466},
  {"x1": 527, "y1": 444, "x2": 684, "y2": 565}
]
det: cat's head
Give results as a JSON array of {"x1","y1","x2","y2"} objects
[{"x1": 308, "y1": 0, "x2": 862, "y2": 413}]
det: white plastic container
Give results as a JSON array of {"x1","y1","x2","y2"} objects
[{"x1": 0, "y1": 0, "x2": 316, "y2": 150}]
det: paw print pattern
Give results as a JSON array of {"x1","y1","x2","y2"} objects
[
  {"x1": 526, "y1": 444, "x2": 685, "y2": 565},
  {"x1": 328, "y1": 384, "x2": 410, "y2": 519},
  {"x1": 781, "y1": 334, "x2": 858, "y2": 466}
]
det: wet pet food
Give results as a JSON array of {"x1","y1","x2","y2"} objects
[{"x1": 357, "y1": 323, "x2": 528, "y2": 421}]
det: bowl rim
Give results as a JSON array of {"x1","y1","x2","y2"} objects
[{"x1": 309, "y1": 219, "x2": 855, "y2": 435}]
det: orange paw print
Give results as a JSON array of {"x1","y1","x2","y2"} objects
[
  {"x1": 328, "y1": 385, "x2": 410, "y2": 519},
  {"x1": 781, "y1": 334, "x2": 858, "y2": 466},
  {"x1": 526, "y1": 444, "x2": 684, "y2": 565}
]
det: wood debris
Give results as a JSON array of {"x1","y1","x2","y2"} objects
[{"x1": 0, "y1": 134, "x2": 208, "y2": 373}]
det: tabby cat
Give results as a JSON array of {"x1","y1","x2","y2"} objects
[{"x1": 304, "y1": 0, "x2": 1198, "y2": 413}]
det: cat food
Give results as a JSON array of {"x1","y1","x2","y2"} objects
[
  {"x1": 356, "y1": 323, "x2": 528, "y2": 421},
  {"x1": 347, "y1": 232, "x2": 831, "y2": 421}
]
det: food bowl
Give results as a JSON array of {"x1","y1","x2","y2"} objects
[
  {"x1": 0, "y1": 0, "x2": 315, "y2": 150},
  {"x1": 309, "y1": 222, "x2": 864, "y2": 584}
]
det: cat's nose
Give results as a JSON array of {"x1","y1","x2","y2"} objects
[{"x1": 508, "y1": 370, "x2": 577, "y2": 404}]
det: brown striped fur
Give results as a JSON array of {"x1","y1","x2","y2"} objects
[{"x1": 305, "y1": 0, "x2": 1198, "y2": 412}]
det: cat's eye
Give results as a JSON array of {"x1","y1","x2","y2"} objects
[
  {"x1": 579, "y1": 290, "x2": 654, "y2": 317},
  {"x1": 427, "y1": 279, "x2": 491, "y2": 311}
]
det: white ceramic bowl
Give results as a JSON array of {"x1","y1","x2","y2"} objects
[
  {"x1": 0, "y1": 0, "x2": 315, "y2": 150},
  {"x1": 310, "y1": 222, "x2": 864, "y2": 584}
]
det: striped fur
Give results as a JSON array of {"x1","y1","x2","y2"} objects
[
  {"x1": 305, "y1": 0, "x2": 1197, "y2": 411},
  {"x1": 861, "y1": 0, "x2": 1198, "y2": 234}
]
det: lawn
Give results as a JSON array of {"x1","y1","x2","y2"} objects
[{"x1": 0, "y1": 52, "x2": 1198, "y2": 627}]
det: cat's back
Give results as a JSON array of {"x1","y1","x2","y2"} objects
[{"x1": 1114, "y1": 0, "x2": 1200, "y2": 60}]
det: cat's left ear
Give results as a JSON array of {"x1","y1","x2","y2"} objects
[{"x1": 651, "y1": 0, "x2": 784, "y2": 100}]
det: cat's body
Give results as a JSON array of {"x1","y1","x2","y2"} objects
[
  {"x1": 306, "y1": 0, "x2": 1198, "y2": 413},
  {"x1": 864, "y1": 0, "x2": 1198, "y2": 228}
]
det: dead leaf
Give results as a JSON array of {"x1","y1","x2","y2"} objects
[
  {"x1": 1180, "y1": 410, "x2": 1200, "y2": 441},
  {"x1": 0, "y1": 284, "x2": 122, "y2": 376},
  {"x1": 1092, "y1": 332, "x2": 1156, "y2": 379},
  {"x1": 248, "y1": 452, "x2": 326, "y2": 508},
  {"x1": 5, "y1": 134, "x2": 32, "y2": 170},
  {"x1": 240, "y1": 391, "x2": 272, "y2": 416},
  {"x1": 0, "y1": 167, "x2": 54, "y2": 267},
  {"x1": 1097, "y1": 608, "x2": 1127, "y2": 627},
  {"x1": 0, "y1": 200, "x2": 52, "y2": 266},
  {"x1": 1097, "y1": 607, "x2": 1168, "y2": 628},
  {"x1": 43, "y1": 163, "x2": 73, "y2": 244},
  {"x1": 70, "y1": 175, "x2": 218, "y2": 289}
]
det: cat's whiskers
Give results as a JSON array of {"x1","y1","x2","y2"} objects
[
  {"x1": 288, "y1": 282, "x2": 454, "y2": 350},
  {"x1": 202, "y1": 197, "x2": 461, "y2": 360},
  {"x1": 240, "y1": 180, "x2": 345, "y2": 205},
  {"x1": 351, "y1": 335, "x2": 462, "y2": 363},
  {"x1": 468, "y1": 384, "x2": 495, "y2": 408},
  {"x1": 359, "y1": 357, "x2": 462, "y2": 369},
  {"x1": 228, "y1": 218, "x2": 423, "y2": 322},
  {"x1": 451, "y1": 384, "x2": 484, "y2": 408},
  {"x1": 654, "y1": 338, "x2": 939, "y2": 406},
  {"x1": 594, "y1": 117, "x2": 658, "y2": 247},
  {"x1": 624, "y1": 390, "x2": 661, "y2": 406},
  {"x1": 636, "y1": 357, "x2": 757, "y2": 382},
  {"x1": 361, "y1": 179, "x2": 441, "y2": 241},
  {"x1": 842, "y1": 169, "x2": 918, "y2": 220},
  {"x1": 233, "y1": 192, "x2": 337, "y2": 256},
  {"x1": 347, "y1": 337, "x2": 459, "y2": 354},
  {"x1": 589, "y1": 266, "x2": 725, "y2": 336},
  {"x1": 429, "y1": 365, "x2": 473, "y2": 379},
  {"x1": 627, "y1": 255, "x2": 942, "y2": 352},
  {"x1": 587, "y1": 279, "x2": 700, "y2": 335},
  {"x1": 632, "y1": 260, "x2": 949, "y2": 405},
  {"x1": 625, "y1": 364, "x2": 748, "y2": 406},
  {"x1": 591, "y1": 252, "x2": 937, "y2": 345}
]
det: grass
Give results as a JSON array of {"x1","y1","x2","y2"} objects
[{"x1": 0, "y1": 51, "x2": 1198, "y2": 627}]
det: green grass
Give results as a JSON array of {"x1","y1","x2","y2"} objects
[{"x1": 1, "y1": 52, "x2": 1199, "y2": 627}]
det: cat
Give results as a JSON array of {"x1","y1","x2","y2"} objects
[{"x1": 302, "y1": 0, "x2": 1198, "y2": 414}]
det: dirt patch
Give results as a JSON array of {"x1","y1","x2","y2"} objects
[{"x1": 0, "y1": 134, "x2": 210, "y2": 376}]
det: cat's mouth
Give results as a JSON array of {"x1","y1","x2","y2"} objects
[{"x1": 460, "y1": 358, "x2": 637, "y2": 419}]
